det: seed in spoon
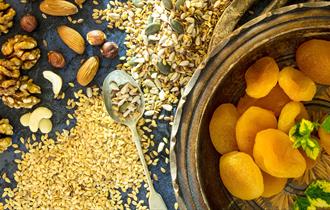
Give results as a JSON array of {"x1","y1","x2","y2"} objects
[{"x1": 110, "y1": 81, "x2": 141, "y2": 119}]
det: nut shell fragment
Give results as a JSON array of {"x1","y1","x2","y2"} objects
[{"x1": 39, "y1": 0, "x2": 78, "y2": 16}]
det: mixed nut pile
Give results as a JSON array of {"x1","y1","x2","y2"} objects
[{"x1": 0, "y1": 0, "x2": 230, "y2": 209}]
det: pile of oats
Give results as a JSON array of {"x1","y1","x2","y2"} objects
[{"x1": 93, "y1": 0, "x2": 230, "y2": 118}]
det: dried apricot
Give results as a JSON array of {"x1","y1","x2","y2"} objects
[
  {"x1": 236, "y1": 106, "x2": 277, "y2": 156},
  {"x1": 278, "y1": 102, "x2": 309, "y2": 133},
  {"x1": 318, "y1": 127, "x2": 330, "y2": 155},
  {"x1": 278, "y1": 67, "x2": 316, "y2": 101},
  {"x1": 237, "y1": 84, "x2": 290, "y2": 117},
  {"x1": 209, "y1": 103, "x2": 239, "y2": 154},
  {"x1": 296, "y1": 39, "x2": 330, "y2": 85},
  {"x1": 253, "y1": 129, "x2": 306, "y2": 178},
  {"x1": 245, "y1": 57, "x2": 279, "y2": 98},
  {"x1": 220, "y1": 151, "x2": 264, "y2": 200},
  {"x1": 262, "y1": 172, "x2": 287, "y2": 198}
]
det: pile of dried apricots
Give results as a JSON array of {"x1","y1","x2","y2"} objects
[{"x1": 209, "y1": 39, "x2": 330, "y2": 200}]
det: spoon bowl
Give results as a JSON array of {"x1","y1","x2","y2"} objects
[{"x1": 103, "y1": 70, "x2": 145, "y2": 126}]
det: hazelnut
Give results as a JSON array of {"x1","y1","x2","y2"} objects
[
  {"x1": 20, "y1": 14, "x2": 38, "y2": 32},
  {"x1": 48, "y1": 51, "x2": 66, "y2": 68},
  {"x1": 101, "y1": 42, "x2": 119, "y2": 59},
  {"x1": 86, "y1": 30, "x2": 106, "y2": 46}
]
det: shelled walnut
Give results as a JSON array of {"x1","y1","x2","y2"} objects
[
  {"x1": 0, "y1": 118, "x2": 13, "y2": 152},
  {"x1": 2, "y1": 76, "x2": 41, "y2": 109},
  {"x1": 1, "y1": 35, "x2": 41, "y2": 70},
  {"x1": 0, "y1": 0, "x2": 15, "y2": 35}
]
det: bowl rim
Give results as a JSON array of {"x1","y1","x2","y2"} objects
[{"x1": 169, "y1": 2, "x2": 330, "y2": 210}]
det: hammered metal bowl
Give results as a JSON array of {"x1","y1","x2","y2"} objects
[{"x1": 171, "y1": 2, "x2": 330, "y2": 210}]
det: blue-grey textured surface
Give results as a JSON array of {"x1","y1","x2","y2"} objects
[{"x1": 0, "y1": 0, "x2": 176, "y2": 209}]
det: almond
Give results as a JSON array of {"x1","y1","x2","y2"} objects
[
  {"x1": 77, "y1": 56, "x2": 100, "y2": 86},
  {"x1": 40, "y1": 0, "x2": 78, "y2": 16},
  {"x1": 57, "y1": 25, "x2": 85, "y2": 54}
]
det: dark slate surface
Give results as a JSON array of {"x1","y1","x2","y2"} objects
[{"x1": 0, "y1": 0, "x2": 310, "y2": 209}]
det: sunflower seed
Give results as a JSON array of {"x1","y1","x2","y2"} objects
[{"x1": 132, "y1": 0, "x2": 144, "y2": 8}]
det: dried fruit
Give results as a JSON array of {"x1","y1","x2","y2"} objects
[
  {"x1": 1, "y1": 35, "x2": 41, "y2": 70},
  {"x1": 20, "y1": 14, "x2": 38, "y2": 32},
  {"x1": 43, "y1": 70, "x2": 62, "y2": 97},
  {"x1": 209, "y1": 103, "x2": 239, "y2": 154},
  {"x1": 57, "y1": 25, "x2": 85, "y2": 55},
  {"x1": 86, "y1": 30, "x2": 106, "y2": 46},
  {"x1": 47, "y1": 51, "x2": 65, "y2": 68},
  {"x1": 220, "y1": 151, "x2": 264, "y2": 200},
  {"x1": 28, "y1": 107, "x2": 53, "y2": 133},
  {"x1": 319, "y1": 127, "x2": 330, "y2": 155},
  {"x1": 245, "y1": 57, "x2": 279, "y2": 99},
  {"x1": 278, "y1": 67, "x2": 316, "y2": 102},
  {"x1": 76, "y1": 56, "x2": 99, "y2": 86},
  {"x1": 253, "y1": 129, "x2": 306, "y2": 178},
  {"x1": 0, "y1": 0, "x2": 16, "y2": 35},
  {"x1": 101, "y1": 42, "x2": 118, "y2": 59},
  {"x1": 236, "y1": 106, "x2": 277, "y2": 156},
  {"x1": 296, "y1": 39, "x2": 330, "y2": 85},
  {"x1": 237, "y1": 84, "x2": 290, "y2": 117},
  {"x1": 278, "y1": 101, "x2": 309, "y2": 134},
  {"x1": 262, "y1": 172, "x2": 287, "y2": 198},
  {"x1": 39, "y1": 0, "x2": 78, "y2": 16}
]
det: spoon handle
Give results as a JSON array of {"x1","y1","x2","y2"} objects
[
  {"x1": 130, "y1": 125, "x2": 168, "y2": 210},
  {"x1": 130, "y1": 125, "x2": 154, "y2": 188}
]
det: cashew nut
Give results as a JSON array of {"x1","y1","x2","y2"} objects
[
  {"x1": 43, "y1": 70, "x2": 63, "y2": 97},
  {"x1": 39, "y1": 119, "x2": 53, "y2": 134},
  {"x1": 20, "y1": 112, "x2": 31, "y2": 127},
  {"x1": 29, "y1": 107, "x2": 53, "y2": 132}
]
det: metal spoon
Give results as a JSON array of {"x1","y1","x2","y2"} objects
[{"x1": 103, "y1": 70, "x2": 167, "y2": 210}]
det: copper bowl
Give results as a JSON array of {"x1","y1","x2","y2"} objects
[{"x1": 171, "y1": 2, "x2": 330, "y2": 210}]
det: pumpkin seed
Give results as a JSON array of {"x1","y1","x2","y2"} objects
[
  {"x1": 132, "y1": 0, "x2": 144, "y2": 8},
  {"x1": 156, "y1": 61, "x2": 171, "y2": 75},
  {"x1": 162, "y1": 0, "x2": 173, "y2": 10},
  {"x1": 147, "y1": 15, "x2": 154, "y2": 24},
  {"x1": 145, "y1": 23, "x2": 161, "y2": 36},
  {"x1": 175, "y1": 0, "x2": 185, "y2": 10},
  {"x1": 170, "y1": 19, "x2": 184, "y2": 34}
]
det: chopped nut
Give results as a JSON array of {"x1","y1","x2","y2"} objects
[
  {"x1": 20, "y1": 14, "x2": 38, "y2": 32},
  {"x1": 0, "y1": 118, "x2": 13, "y2": 153},
  {"x1": 101, "y1": 42, "x2": 118, "y2": 59},
  {"x1": 0, "y1": 0, "x2": 15, "y2": 35},
  {"x1": 86, "y1": 30, "x2": 106, "y2": 46}
]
